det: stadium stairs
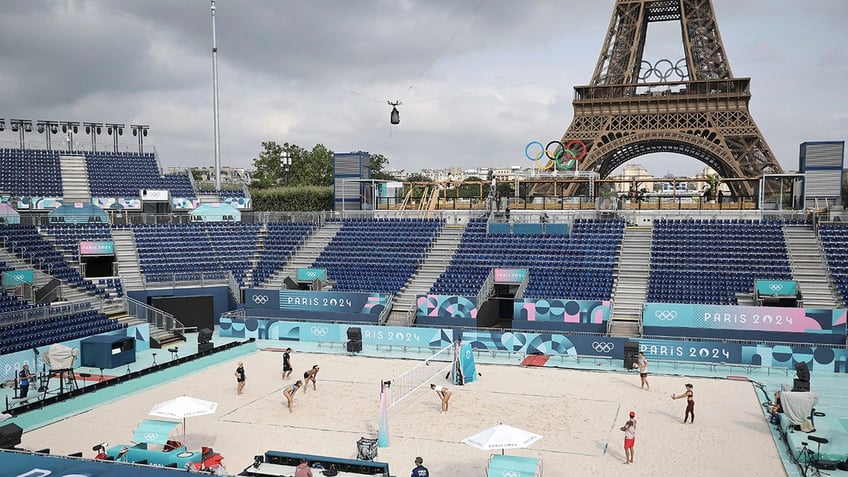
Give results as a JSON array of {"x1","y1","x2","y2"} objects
[
  {"x1": 0, "y1": 248, "x2": 93, "y2": 307},
  {"x1": 58, "y1": 155, "x2": 91, "y2": 203},
  {"x1": 783, "y1": 225, "x2": 842, "y2": 308},
  {"x1": 111, "y1": 228, "x2": 145, "y2": 291},
  {"x1": 260, "y1": 222, "x2": 342, "y2": 289},
  {"x1": 385, "y1": 223, "x2": 467, "y2": 325},
  {"x1": 608, "y1": 226, "x2": 651, "y2": 338}
]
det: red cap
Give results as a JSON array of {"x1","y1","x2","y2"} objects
[{"x1": 629, "y1": 411, "x2": 636, "y2": 417}]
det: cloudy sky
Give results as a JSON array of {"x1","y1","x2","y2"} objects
[{"x1": 1, "y1": 0, "x2": 846, "y2": 177}]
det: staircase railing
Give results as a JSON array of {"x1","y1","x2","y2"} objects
[
  {"x1": 124, "y1": 295, "x2": 190, "y2": 333},
  {"x1": 477, "y1": 269, "x2": 495, "y2": 306},
  {"x1": 228, "y1": 271, "x2": 242, "y2": 304}
]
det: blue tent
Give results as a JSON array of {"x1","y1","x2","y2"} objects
[
  {"x1": 47, "y1": 202, "x2": 109, "y2": 224},
  {"x1": 189, "y1": 203, "x2": 241, "y2": 222}
]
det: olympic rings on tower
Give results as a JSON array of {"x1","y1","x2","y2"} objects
[{"x1": 524, "y1": 139, "x2": 586, "y2": 171}]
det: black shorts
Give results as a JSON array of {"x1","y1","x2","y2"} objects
[
  {"x1": 640, "y1": 373, "x2": 648, "y2": 377},
  {"x1": 283, "y1": 365, "x2": 292, "y2": 371},
  {"x1": 304, "y1": 372, "x2": 310, "y2": 379}
]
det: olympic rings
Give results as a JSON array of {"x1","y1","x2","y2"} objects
[{"x1": 523, "y1": 139, "x2": 586, "y2": 171}]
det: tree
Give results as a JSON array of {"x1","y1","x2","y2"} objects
[
  {"x1": 292, "y1": 144, "x2": 333, "y2": 187},
  {"x1": 251, "y1": 142, "x2": 335, "y2": 188},
  {"x1": 251, "y1": 141, "x2": 289, "y2": 188}
]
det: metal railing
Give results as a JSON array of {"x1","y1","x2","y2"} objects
[
  {"x1": 124, "y1": 295, "x2": 189, "y2": 333},
  {"x1": 227, "y1": 271, "x2": 241, "y2": 304},
  {"x1": 477, "y1": 269, "x2": 494, "y2": 306}
]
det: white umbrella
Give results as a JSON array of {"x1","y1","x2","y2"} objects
[
  {"x1": 462, "y1": 423, "x2": 542, "y2": 455},
  {"x1": 149, "y1": 396, "x2": 218, "y2": 444}
]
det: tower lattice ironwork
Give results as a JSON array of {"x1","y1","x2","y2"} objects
[{"x1": 558, "y1": 0, "x2": 782, "y2": 197}]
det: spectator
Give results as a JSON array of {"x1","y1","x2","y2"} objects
[{"x1": 295, "y1": 458, "x2": 313, "y2": 477}]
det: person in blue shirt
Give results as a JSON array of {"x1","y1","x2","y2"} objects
[
  {"x1": 18, "y1": 364, "x2": 34, "y2": 398},
  {"x1": 411, "y1": 456, "x2": 429, "y2": 477}
]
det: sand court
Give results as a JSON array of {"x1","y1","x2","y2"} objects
[{"x1": 19, "y1": 348, "x2": 785, "y2": 476}]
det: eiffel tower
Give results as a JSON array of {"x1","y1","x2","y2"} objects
[{"x1": 558, "y1": 0, "x2": 782, "y2": 197}]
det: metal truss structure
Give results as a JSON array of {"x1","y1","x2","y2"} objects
[{"x1": 559, "y1": 0, "x2": 782, "y2": 197}]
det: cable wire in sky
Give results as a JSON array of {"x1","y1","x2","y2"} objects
[{"x1": 400, "y1": 0, "x2": 489, "y2": 101}]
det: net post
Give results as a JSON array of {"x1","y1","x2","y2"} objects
[{"x1": 378, "y1": 380, "x2": 390, "y2": 447}]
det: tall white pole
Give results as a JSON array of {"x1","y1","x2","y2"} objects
[{"x1": 211, "y1": 0, "x2": 222, "y2": 190}]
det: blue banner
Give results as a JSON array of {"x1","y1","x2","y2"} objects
[
  {"x1": 756, "y1": 280, "x2": 798, "y2": 297},
  {"x1": 296, "y1": 268, "x2": 328, "y2": 281},
  {"x1": 2, "y1": 269, "x2": 34, "y2": 286},
  {"x1": 455, "y1": 343, "x2": 477, "y2": 384},
  {"x1": 215, "y1": 317, "x2": 848, "y2": 372},
  {"x1": 243, "y1": 289, "x2": 389, "y2": 315},
  {"x1": 637, "y1": 338, "x2": 741, "y2": 363},
  {"x1": 218, "y1": 318, "x2": 452, "y2": 348},
  {"x1": 0, "y1": 450, "x2": 190, "y2": 476},
  {"x1": 642, "y1": 303, "x2": 846, "y2": 342}
]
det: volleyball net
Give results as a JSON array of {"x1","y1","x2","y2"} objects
[{"x1": 385, "y1": 343, "x2": 455, "y2": 408}]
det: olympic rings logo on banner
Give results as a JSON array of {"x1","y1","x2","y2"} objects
[
  {"x1": 310, "y1": 326, "x2": 329, "y2": 336},
  {"x1": 592, "y1": 342, "x2": 615, "y2": 353},
  {"x1": 654, "y1": 310, "x2": 677, "y2": 321},
  {"x1": 525, "y1": 140, "x2": 586, "y2": 171},
  {"x1": 769, "y1": 284, "x2": 783, "y2": 291},
  {"x1": 252, "y1": 294, "x2": 270, "y2": 305},
  {"x1": 502, "y1": 471, "x2": 520, "y2": 477},
  {"x1": 144, "y1": 432, "x2": 159, "y2": 441}
]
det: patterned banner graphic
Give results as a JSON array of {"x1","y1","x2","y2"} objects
[
  {"x1": 416, "y1": 295, "x2": 478, "y2": 319},
  {"x1": 643, "y1": 303, "x2": 846, "y2": 333},
  {"x1": 514, "y1": 299, "x2": 610, "y2": 323}
]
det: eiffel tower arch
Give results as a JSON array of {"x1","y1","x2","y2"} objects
[{"x1": 556, "y1": 0, "x2": 782, "y2": 198}]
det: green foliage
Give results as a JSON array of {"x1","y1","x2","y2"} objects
[
  {"x1": 249, "y1": 186, "x2": 333, "y2": 211},
  {"x1": 251, "y1": 141, "x2": 334, "y2": 188}
]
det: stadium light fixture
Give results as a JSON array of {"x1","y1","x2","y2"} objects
[
  {"x1": 36, "y1": 120, "x2": 61, "y2": 150},
  {"x1": 59, "y1": 121, "x2": 80, "y2": 151},
  {"x1": 83, "y1": 122, "x2": 104, "y2": 152},
  {"x1": 104, "y1": 123, "x2": 125, "y2": 152},
  {"x1": 281, "y1": 151, "x2": 292, "y2": 187},
  {"x1": 130, "y1": 124, "x2": 150, "y2": 153},
  {"x1": 9, "y1": 119, "x2": 33, "y2": 149}
]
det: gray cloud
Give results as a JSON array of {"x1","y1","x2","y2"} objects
[{"x1": 1, "y1": 0, "x2": 845, "y2": 179}]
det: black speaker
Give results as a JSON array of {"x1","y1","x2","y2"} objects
[
  {"x1": 792, "y1": 379, "x2": 810, "y2": 392},
  {"x1": 198, "y1": 342, "x2": 214, "y2": 353},
  {"x1": 623, "y1": 341, "x2": 639, "y2": 370},
  {"x1": 0, "y1": 423, "x2": 23, "y2": 449},
  {"x1": 347, "y1": 340, "x2": 362, "y2": 353},
  {"x1": 795, "y1": 362, "x2": 810, "y2": 382},
  {"x1": 347, "y1": 327, "x2": 362, "y2": 341},
  {"x1": 198, "y1": 328, "x2": 213, "y2": 344}
]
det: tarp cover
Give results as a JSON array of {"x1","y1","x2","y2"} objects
[
  {"x1": 780, "y1": 390, "x2": 819, "y2": 426},
  {"x1": 132, "y1": 419, "x2": 181, "y2": 445}
]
